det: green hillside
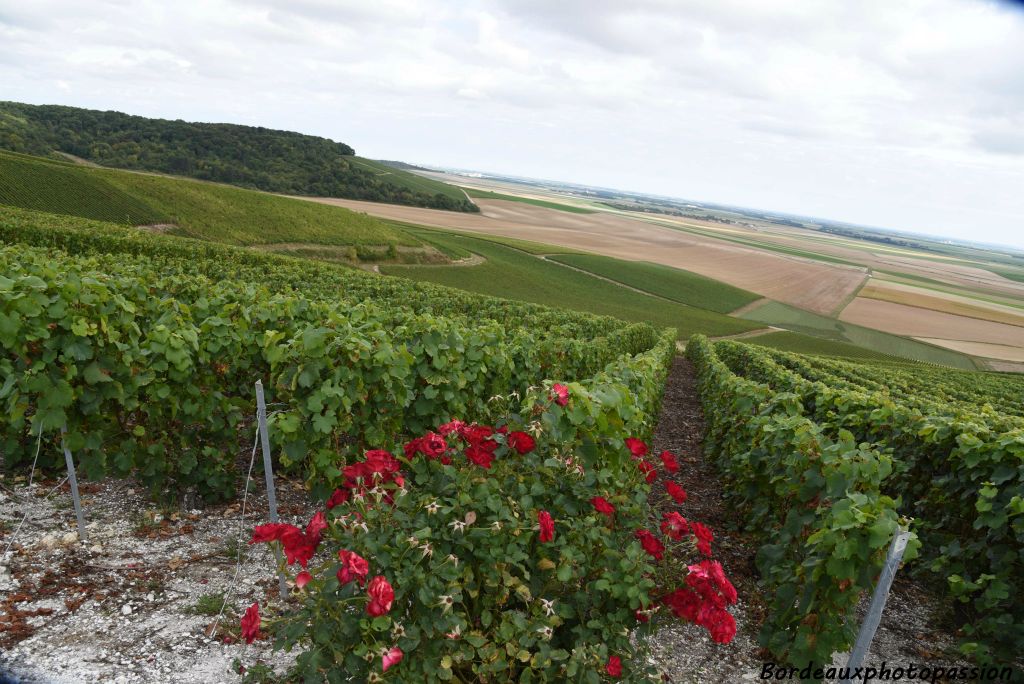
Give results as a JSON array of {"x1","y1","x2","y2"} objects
[
  {"x1": 382, "y1": 229, "x2": 763, "y2": 339},
  {"x1": 0, "y1": 149, "x2": 418, "y2": 250},
  {"x1": 0, "y1": 150, "x2": 163, "y2": 225},
  {"x1": 348, "y1": 157, "x2": 471, "y2": 206},
  {"x1": 0, "y1": 100, "x2": 476, "y2": 212}
]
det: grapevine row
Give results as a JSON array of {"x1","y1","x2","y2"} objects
[{"x1": 703, "y1": 338, "x2": 1024, "y2": 662}]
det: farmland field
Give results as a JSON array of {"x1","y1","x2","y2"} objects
[
  {"x1": 737, "y1": 300, "x2": 978, "y2": 368},
  {"x1": 300, "y1": 196, "x2": 869, "y2": 315},
  {"x1": 839, "y1": 298, "x2": 1024, "y2": 361},
  {"x1": 745, "y1": 330, "x2": 909, "y2": 362},
  {"x1": 381, "y1": 229, "x2": 763, "y2": 339},
  {"x1": 546, "y1": 254, "x2": 760, "y2": 313},
  {"x1": 462, "y1": 186, "x2": 595, "y2": 213},
  {"x1": 858, "y1": 278, "x2": 1024, "y2": 326}
]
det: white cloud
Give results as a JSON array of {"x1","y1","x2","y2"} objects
[{"x1": 1, "y1": 0, "x2": 1023, "y2": 247}]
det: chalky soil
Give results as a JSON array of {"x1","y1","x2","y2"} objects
[{"x1": 0, "y1": 356, "x2": 981, "y2": 683}]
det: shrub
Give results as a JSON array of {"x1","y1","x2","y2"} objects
[{"x1": 241, "y1": 404, "x2": 736, "y2": 682}]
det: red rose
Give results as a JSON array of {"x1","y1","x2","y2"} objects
[
  {"x1": 249, "y1": 522, "x2": 292, "y2": 544},
  {"x1": 461, "y1": 424, "x2": 495, "y2": 446},
  {"x1": 366, "y1": 575, "x2": 395, "y2": 616},
  {"x1": 421, "y1": 432, "x2": 447, "y2": 457},
  {"x1": 550, "y1": 383, "x2": 569, "y2": 406},
  {"x1": 636, "y1": 459, "x2": 657, "y2": 484},
  {"x1": 279, "y1": 527, "x2": 317, "y2": 568},
  {"x1": 337, "y1": 549, "x2": 370, "y2": 585},
  {"x1": 240, "y1": 602, "x2": 260, "y2": 644},
  {"x1": 606, "y1": 655, "x2": 622, "y2": 678},
  {"x1": 538, "y1": 510, "x2": 554, "y2": 543},
  {"x1": 465, "y1": 444, "x2": 495, "y2": 469},
  {"x1": 692, "y1": 522, "x2": 714, "y2": 557},
  {"x1": 382, "y1": 646, "x2": 404, "y2": 672},
  {"x1": 295, "y1": 570, "x2": 312, "y2": 589},
  {"x1": 305, "y1": 511, "x2": 328, "y2": 546},
  {"x1": 659, "y1": 450, "x2": 680, "y2": 473},
  {"x1": 665, "y1": 481, "x2": 687, "y2": 504},
  {"x1": 634, "y1": 529, "x2": 664, "y2": 560},
  {"x1": 660, "y1": 511, "x2": 689, "y2": 540},
  {"x1": 663, "y1": 587, "x2": 701, "y2": 621},
  {"x1": 326, "y1": 487, "x2": 349, "y2": 509},
  {"x1": 438, "y1": 419, "x2": 465, "y2": 436},
  {"x1": 507, "y1": 431, "x2": 536, "y2": 455},
  {"x1": 625, "y1": 437, "x2": 648, "y2": 458},
  {"x1": 590, "y1": 496, "x2": 615, "y2": 517},
  {"x1": 364, "y1": 450, "x2": 401, "y2": 477},
  {"x1": 704, "y1": 606, "x2": 737, "y2": 643},
  {"x1": 406, "y1": 433, "x2": 448, "y2": 460}
]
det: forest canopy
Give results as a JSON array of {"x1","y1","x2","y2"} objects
[{"x1": 0, "y1": 101, "x2": 477, "y2": 212}]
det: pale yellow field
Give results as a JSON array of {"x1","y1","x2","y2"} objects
[
  {"x1": 859, "y1": 279, "x2": 1024, "y2": 327},
  {"x1": 915, "y1": 339, "x2": 1024, "y2": 363},
  {"x1": 840, "y1": 298, "x2": 1024, "y2": 349},
  {"x1": 300, "y1": 196, "x2": 867, "y2": 315}
]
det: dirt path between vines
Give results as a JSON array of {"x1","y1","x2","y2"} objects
[{"x1": 643, "y1": 356, "x2": 765, "y2": 682}]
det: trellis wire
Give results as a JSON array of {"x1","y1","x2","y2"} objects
[
  {"x1": 210, "y1": 386, "x2": 289, "y2": 637},
  {"x1": 209, "y1": 428, "x2": 260, "y2": 637},
  {"x1": 2, "y1": 424, "x2": 46, "y2": 559}
]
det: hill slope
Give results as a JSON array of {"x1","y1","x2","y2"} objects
[
  {"x1": 0, "y1": 101, "x2": 476, "y2": 212},
  {"x1": 0, "y1": 149, "x2": 419, "y2": 251}
]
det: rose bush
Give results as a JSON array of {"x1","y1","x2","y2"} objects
[{"x1": 240, "y1": 388, "x2": 737, "y2": 682}]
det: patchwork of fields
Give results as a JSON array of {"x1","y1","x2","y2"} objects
[{"x1": 300, "y1": 196, "x2": 870, "y2": 316}]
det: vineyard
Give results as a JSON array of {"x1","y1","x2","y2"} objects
[
  {"x1": 3, "y1": 202, "x2": 1023, "y2": 679},
  {"x1": 0, "y1": 150, "x2": 420, "y2": 252},
  {"x1": 687, "y1": 336, "x2": 1024, "y2": 664},
  {"x1": 0, "y1": 204, "x2": 675, "y2": 499}
]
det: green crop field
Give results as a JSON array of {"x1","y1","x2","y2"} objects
[
  {"x1": 737, "y1": 299, "x2": 978, "y2": 368},
  {"x1": 382, "y1": 229, "x2": 763, "y2": 338},
  {"x1": 462, "y1": 186, "x2": 595, "y2": 213},
  {"x1": 0, "y1": 150, "x2": 418, "y2": 249},
  {"x1": 547, "y1": 254, "x2": 759, "y2": 313},
  {"x1": 746, "y1": 330, "x2": 909, "y2": 362}
]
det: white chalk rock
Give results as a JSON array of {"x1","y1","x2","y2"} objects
[
  {"x1": 61, "y1": 531, "x2": 79, "y2": 545},
  {"x1": 121, "y1": 603, "x2": 132, "y2": 616}
]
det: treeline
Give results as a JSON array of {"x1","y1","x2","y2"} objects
[{"x1": 0, "y1": 101, "x2": 477, "y2": 212}]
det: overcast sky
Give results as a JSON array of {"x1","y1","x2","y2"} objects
[{"x1": 2, "y1": 0, "x2": 1024, "y2": 248}]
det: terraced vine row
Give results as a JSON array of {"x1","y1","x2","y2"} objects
[
  {"x1": 691, "y1": 337, "x2": 1024, "y2": 664},
  {"x1": 1, "y1": 206, "x2": 674, "y2": 503}
]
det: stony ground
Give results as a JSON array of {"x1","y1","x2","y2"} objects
[
  {"x1": 0, "y1": 357, "x2": 993, "y2": 683},
  {"x1": 0, "y1": 448, "x2": 308, "y2": 683}
]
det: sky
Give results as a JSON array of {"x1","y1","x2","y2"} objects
[{"x1": 2, "y1": 0, "x2": 1024, "y2": 248}]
